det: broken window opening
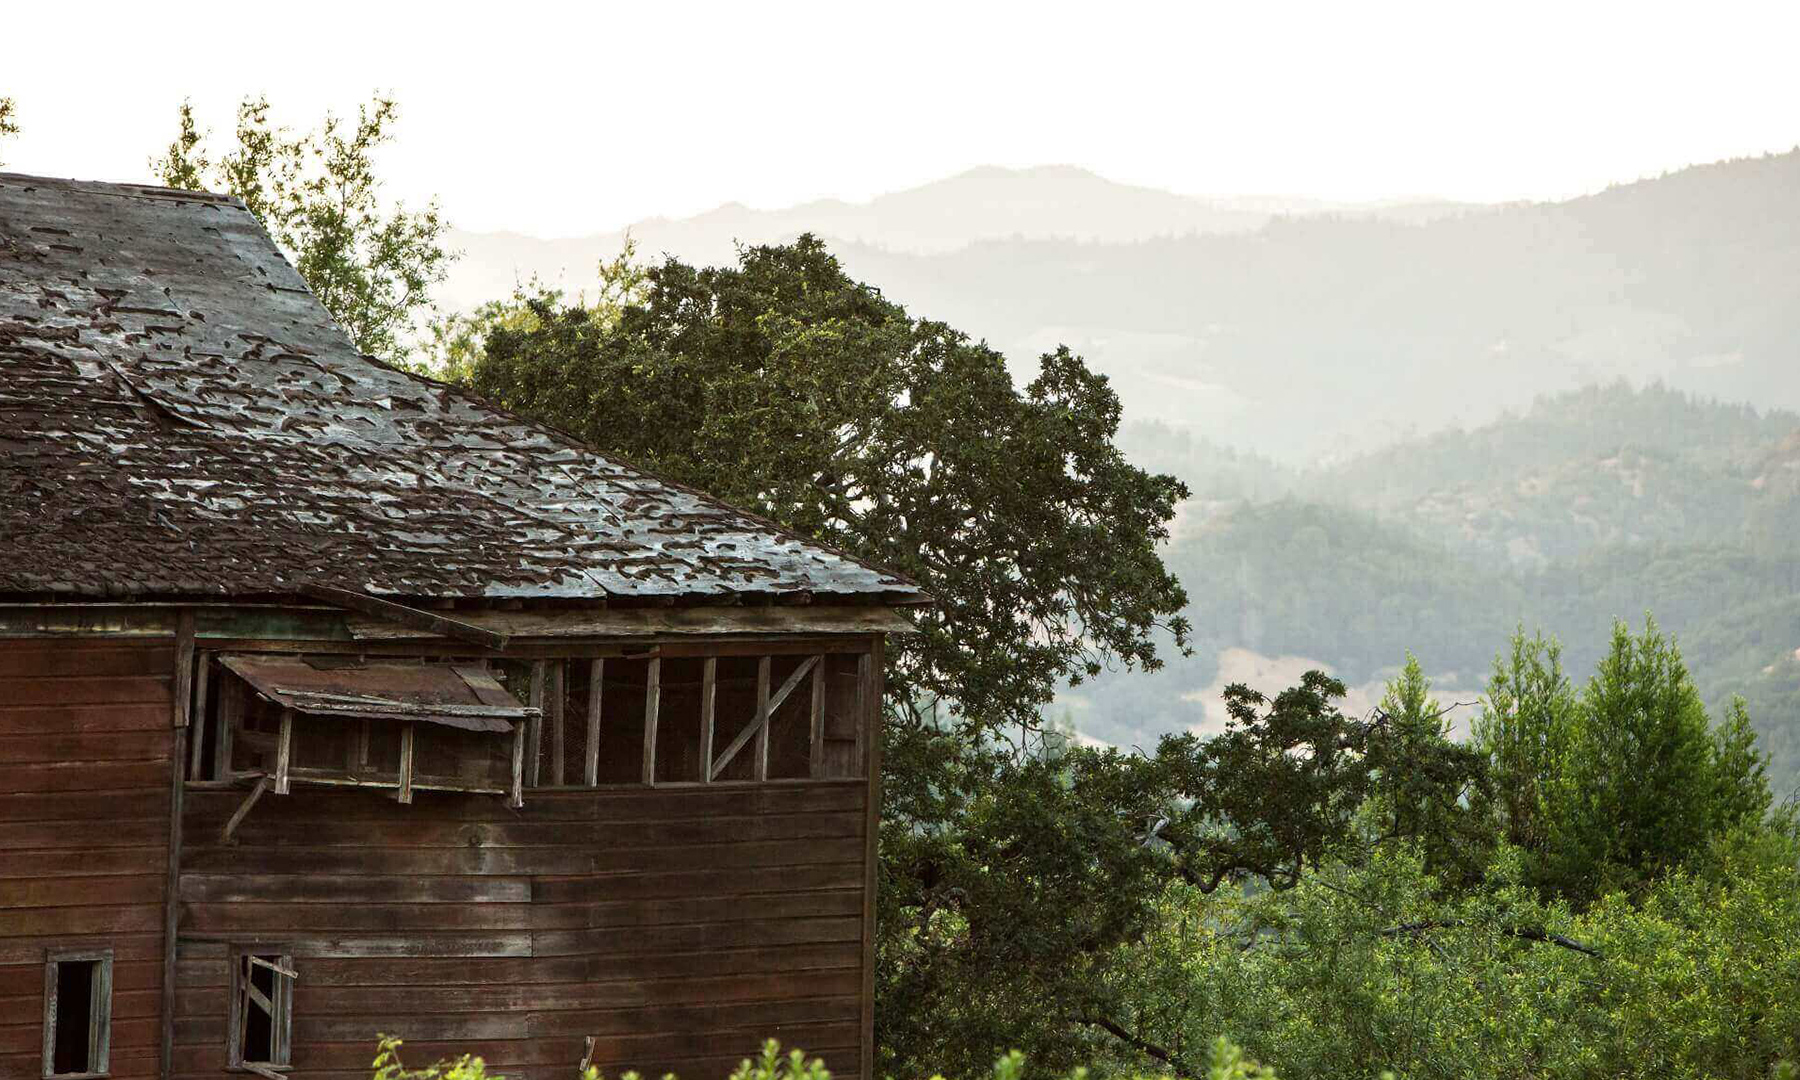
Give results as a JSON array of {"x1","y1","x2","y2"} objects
[
  {"x1": 526, "y1": 648, "x2": 873, "y2": 788},
  {"x1": 230, "y1": 951, "x2": 295, "y2": 1074},
  {"x1": 199, "y1": 656, "x2": 531, "y2": 804},
  {"x1": 187, "y1": 644, "x2": 873, "y2": 793},
  {"x1": 42, "y1": 951, "x2": 111, "y2": 1079}
]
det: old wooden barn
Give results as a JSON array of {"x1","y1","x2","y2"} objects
[{"x1": 0, "y1": 173, "x2": 924, "y2": 1080}]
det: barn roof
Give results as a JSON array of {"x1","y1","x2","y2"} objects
[{"x1": 0, "y1": 173, "x2": 922, "y2": 604}]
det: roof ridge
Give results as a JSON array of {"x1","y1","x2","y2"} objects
[{"x1": 0, "y1": 170, "x2": 243, "y2": 207}]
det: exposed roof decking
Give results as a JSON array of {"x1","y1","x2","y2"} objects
[{"x1": 0, "y1": 173, "x2": 921, "y2": 603}]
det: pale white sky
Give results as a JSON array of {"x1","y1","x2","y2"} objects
[{"x1": 6, "y1": 0, "x2": 1798, "y2": 237}]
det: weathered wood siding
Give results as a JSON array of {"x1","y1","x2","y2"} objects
[
  {"x1": 174, "y1": 782, "x2": 870, "y2": 1080},
  {"x1": 0, "y1": 639, "x2": 175, "y2": 1080}
]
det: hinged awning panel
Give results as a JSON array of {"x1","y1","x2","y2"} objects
[{"x1": 218, "y1": 655, "x2": 536, "y2": 733}]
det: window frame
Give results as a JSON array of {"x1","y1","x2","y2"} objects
[
  {"x1": 227, "y1": 947, "x2": 296, "y2": 1076},
  {"x1": 41, "y1": 948, "x2": 112, "y2": 1080}
]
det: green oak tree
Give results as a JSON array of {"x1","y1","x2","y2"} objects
[{"x1": 461, "y1": 235, "x2": 1190, "y2": 741}]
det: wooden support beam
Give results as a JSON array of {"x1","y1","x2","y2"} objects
[
  {"x1": 859, "y1": 635, "x2": 886, "y2": 1080},
  {"x1": 397, "y1": 722, "x2": 416, "y2": 804},
  {"x1": 509, "y1": 719, "x2": 526, "y2": 809},
  {"x1": 642, "y1": 657, "x2": 661, "y2": 785},
  {"x1": 549, "y1": 661, "x2": 566, "y2": 786},
  {"x1": 699, "y1": 657, "x2": 717, "y2": 783},
  {"x1": 272, "y1": 708, "x2": 293, "y2": 795},
  {"x1": 754, "y1": 656, "x2": 772, "y2": 782},
  {"x1": 246, "y1": 955, "x2": 298, "y2": 980},
  {"x1": 162, "y1": 613, "x2": 192, "y2": 1080},
  {"x1": 710, "y1": 655, "x2": 821, "y2": 779},
  {"x1": 300, "y1": 584, "x2": 510, "y2": 650},
  {"x1": 584, "y1": 658, "x2": 604, "y2": 787},
  {"x1": 220, "y1": 776, "x2": 270, "y2": 844},
  {"x1": 214, "y1": 677, "x2": 240, "y2": 782},
  {"x1": 526, "y1": 661, "x2": 546, "y2": 787},
  {"x1": 171, "y1": 609, "x2": 195, "y2": 729},
  {"x1": 855, "y1": 651, "x2": 873, "y2": 774},
  {"x1": 349, "y1": 718, "x2": 371, "y2": 776},
  {"x1": 809, "y1": 656, "x2": 827, "y2": 778},
  {"x1": 187, "y1": 652, "x2": 212, "y2": 780}
]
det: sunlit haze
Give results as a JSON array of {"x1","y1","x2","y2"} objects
[{"x1": 7, "y1": 0, "x2": 1799, "y2": 236}]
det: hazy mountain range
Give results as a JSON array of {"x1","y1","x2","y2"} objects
[
  {"x1": 441, "y1": 153, "x2": 1800, "y2": 464},
  {"x1": 441, "y1": 165, "x2": 1473, "y2": 313},
  {"x1": 1075, "y1": 384, "x2": 1800, "y2": 793}
]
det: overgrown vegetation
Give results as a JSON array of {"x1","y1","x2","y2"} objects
[
  {"x1": 379, "y1": 1037, "x2": 1282, "y2": 1080},
  {"x1": 437, "y1": 236, "x2": 1800, "y2": 1078}
]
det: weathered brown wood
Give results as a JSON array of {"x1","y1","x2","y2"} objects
[
  {"x1": 698, "y1": 658, "x2": 717, "y2": 784},
  {"x1": 859, "y1": 634, "x2": 885, "y2": 1080},
  {"x1": 341, "y1": 604, "x2": 916, "y2": 641},
  {"x1": 0, "y1": 704, "x2": 169, "y2": 737},
  {"x1": 753, "y1": 657, "x2": 771, "y2": 782},
  {"x1": 526, "y1": 661, "x2": 546, "y2": 788},
  {"x1": 509, "y1": 720, "x2": 526, "y2": 810},
  {"x1": 0, "y1": 641, "x2": 174, "y2": 678},
  {"x1": 0, "y1": 761, "x2": 169, "y2": 795},
  {"x1": 219, "y1": 778, "x2": 270, "y2": 845},
  {"x1": 186, "y1": 653, "x2": 211, "y2": 780},
  {"x1": 584, "y1": 658, "x2": 604, "y2": 787},
  {"x1": 0, "y1": 637, "x2": 173, "y2": 1080},
  {"x1": 214, "y1": 678, "x2": 240, "y2": 782},
  {"x1": 809, "y1": 657, "x2": 826, "y2": 778},
  {"x1": 709, "y1": 655, "x2": 820, "y2": 780},
  {"x1": 300, "y1": 585, "x2": 510, "y2": 651},
  {"x1": 170, "y1": 610, "x2": 195, "y2": 730},
  {"x1": 1, "y1": 625, "x2": 895, "y2": 1080},
  {"x1": 549, "y1": 661, "x2": 566, "y2": 787},
  {"x1": 397, "y1": 723, "x2": 416, "y2": 805},
  {"x1": 0, "y1": 676, "x2": 173, "y2": 708},
  {"x1": 272, "y1": 708, "x2": 293, "y2": 796},
  {"x1": 42, "y1": 947, "x2": 113, "y2": 1079},
  {"x1": 162, "y1": 716, "x2": 186, "y2": 1080},
  {"x1": 854, "y1": 652, "x2": 872, "y2": 780},
  {"x1": 642, "y1": 657, "x2": 661, "y2": 786}
]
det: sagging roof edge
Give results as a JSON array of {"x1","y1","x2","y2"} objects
[
  {"x1": 354, "y1": 352, "x2": 929, "y2": 601},
  {"x1": 0, "y1": 597, "x2": 922, "y2": 643}
]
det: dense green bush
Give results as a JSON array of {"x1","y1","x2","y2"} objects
[{"x1": 373, "y1": 1037, "x2": 1282, "y2": 1080}]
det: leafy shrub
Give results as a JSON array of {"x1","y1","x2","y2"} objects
[{"x1": 371, "y1": 1037, "x2": 1278, "y2": 1080}]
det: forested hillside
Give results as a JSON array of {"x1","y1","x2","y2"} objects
[
  {"x1": 1073, "y1": 384, "x2": 1800, "y2": 793},
  {"x1": 837, "y1": 151, "x2": 1800, "y2": 461}
]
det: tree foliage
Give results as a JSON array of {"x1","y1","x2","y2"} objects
[
  {"x1": 460, "y1": 236, "x2": 1189, "y2": 739},
  {"x1": 442, "y1": 238, "x2": 1794, "y2": 1079},
  {"x1": 152, "y1": 95, "x2": 452, "y2": 363},
  {"x1": 877, "y1": 672, "x2": 1487, "y2": 1078},
  {"x1": 1475, "y1": 619, "x2": 1773, "y2": 904},
  {"x1": 0, "y1": 96, "x2": 17, "y2": 167}
]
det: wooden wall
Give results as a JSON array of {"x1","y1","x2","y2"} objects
[
  {"x1": 0, "y1": 639, "x2": 176, "y2": 1080},
  {"x1": 174, "y1": 781, "x2": 871, "y2": 1080}
]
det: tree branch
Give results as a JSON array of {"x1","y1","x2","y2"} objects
[
  {"x1": 1075, "y1": 1014, "x2": 1196, "y2": 1076},
  {"x1": 1380, "y1": 919, "x2": 1601, "y2": 957}
]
